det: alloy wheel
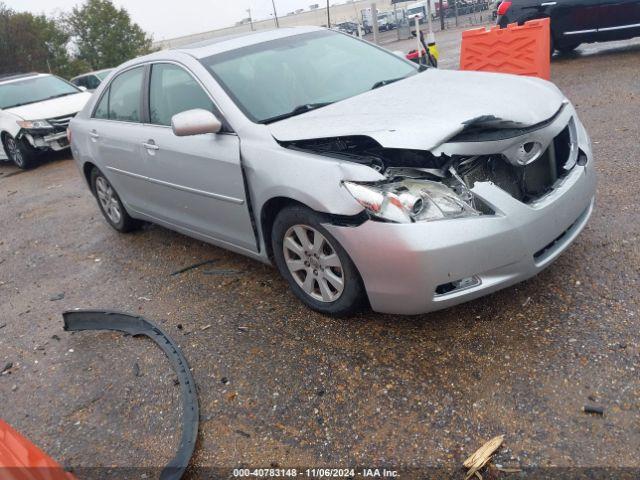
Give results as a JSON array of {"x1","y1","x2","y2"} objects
[
  {"x1": 95, "y1": 176, "x2": 122, "y2": 224},
  {"x1": 283, "y1": 225, "x2": 345, "y2": 303},
  {"x1": 5, "y1": 137, "x2": 23, "y2": 168}
]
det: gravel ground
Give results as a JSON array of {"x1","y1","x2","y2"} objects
[{"x1": 1, "y1": 36, "x2": 639, "y2": 479}]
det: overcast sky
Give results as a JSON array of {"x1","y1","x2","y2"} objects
[{"x1": 5, "y1": 0, "x2": 337, "y2": 41}]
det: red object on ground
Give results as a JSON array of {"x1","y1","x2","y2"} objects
[
  {"x1": 460, "y1": 18, "x2": 551, "y2": 80},
  {"x1": 0, "y1": 419, "x2": 76, "y2": 480}
]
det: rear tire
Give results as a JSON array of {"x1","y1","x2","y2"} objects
[
  {"x1": 90, "y1": 167, "x2": 142, "y2": 233},
  {"x1": 272, "y1": 205, "x2": 367, "y2": 317},
  {"x1": 3, "y1": 134, "x2": 37, "y2": 169}
]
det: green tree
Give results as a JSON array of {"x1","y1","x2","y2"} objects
[
  {"x1": 0, "y1": 3, "x2": 73, "y2": 76},
  {"x1": 66, "y1": 0, "x2": 153, "y2": 71}
]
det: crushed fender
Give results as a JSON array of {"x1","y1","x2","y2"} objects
[{"x1": 62, "y1": 310, "x2": 199, "y2": 480}]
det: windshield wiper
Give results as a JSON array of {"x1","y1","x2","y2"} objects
[
  {"x1": 261, "y1": 102, "x2": 334, "y2": 124},
  {"x1": 46, "y1": 92, "x2": 77, "y2": 100},
  {"x1": 371, "y1": 77, "x2": 406, "y2": 90}
]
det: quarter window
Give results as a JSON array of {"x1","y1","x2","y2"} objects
[
  {"x1": 94, "y1": 89, "x2": 109, "y2": 119},
  {"x1": 149, "y1": 63, "x2": 214, "y2": 126},
  {"x1": 101, "y1": 66, "x2": 144, "y2": 122}
]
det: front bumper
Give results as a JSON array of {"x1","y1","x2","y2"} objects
[
  {"x1": 325, "y1": 156, "x2": 596, "y2": 315},
  {"x1": 20, "y1": 130, "x2": 70, "y2": 152}
]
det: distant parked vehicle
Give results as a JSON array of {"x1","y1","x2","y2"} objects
[
  {"x1": 335, "y1": 21, "x2": 358, "y2": 35},
  {"x1": 377, "y1": 11, "x2": 397, "y2": 31},
  {"x1": 0, "y1": 73, "x2": 91, "y2": 169},
  {"x1": 497, "y1": 0, "x2": 640, "y2": 53},
  {"x1": 71, "y1": 68, "x2": 114, "y2": 91}
]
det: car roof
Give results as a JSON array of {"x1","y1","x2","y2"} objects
[
  {"x1": 0, "y1": 72, "x2": 47, "y2": 83},
  {"x1": 0, "y1": 73, "x2": 48, "y2": 85},
  {"x1": 173, "y1": 26, "x2": 326, "y2": 59},
  {"x1": 71, "y1": 68, "x2": 113, "y2": 80}
]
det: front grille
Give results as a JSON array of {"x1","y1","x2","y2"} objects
[
  {"x1": 47, "y1": 113, "x2": 76, "y2": 132},
  {"x1": 459, "y1": 120, "x2": 581, "y2": 204}
]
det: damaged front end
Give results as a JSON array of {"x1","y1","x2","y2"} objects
[
  {"x1": 17, "y1": 114, "x2": 75, "y2": 151},
  {"x1": 280, "y1": 103, "x2": 585, "y2": 223}
]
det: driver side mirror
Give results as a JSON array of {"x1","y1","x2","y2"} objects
[{"x1": 171, "y1": 109, "x2": 222, "y2": 136}]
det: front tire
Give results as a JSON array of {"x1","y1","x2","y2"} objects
[
  {"x1": 271, "y1": 205, "x2": 367, "y2": 317},
  {"x1": 90, "y1": 168, "x2": 141, "y2": 233},
  {"x1": 3, "y1": 134, "x2": 37, "y2": 169}
]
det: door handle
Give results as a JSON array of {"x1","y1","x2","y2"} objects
[
  {"x1": 89, "y1": 130, "x2": 99, "y2": 139},
  {"x1": 540, "y1": 2, "x2": 556, "y2": 5},
  {"x1": 142, "y1": 141, "x2": 159, "y2": 151}
]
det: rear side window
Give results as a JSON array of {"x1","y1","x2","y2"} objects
[
  {"x1": 93, "y1": 66, "x2": 143, "y2": 122},
  {"x1": 72, "y1": 76, "x2": 87, "y2": 88},
  {"x1": 149, "y1": 63, "x2": 214, "y2": 126},
  {"x1": 85, "y1": 75, "x2": 101, "y2": 90}
]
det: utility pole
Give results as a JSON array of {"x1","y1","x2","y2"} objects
[
  {"x1": 326, "y1": 0, "x2": 331, "y2": 28},
  {"x1": 271, "y1": 0, "x2": 280, "y2": 28},
  {"x1": 371, "y1": 2, "x2": 379, "y2": 44},
  {"x1": 439, "y1": 0, "x2": 445, "y2": 30},
  {"x1": 247, "y1": 8, "x2": 254, "y2": 31}
]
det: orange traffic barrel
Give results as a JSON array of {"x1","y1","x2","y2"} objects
[{"x1": 460, "y1": 18, "x2": 551, "y2": 80}]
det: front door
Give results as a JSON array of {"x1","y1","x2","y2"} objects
[{"x1": 136, "y1": 62, "x2": 257, "y2": 252}]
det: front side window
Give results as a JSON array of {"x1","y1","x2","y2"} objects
[
  {"x1": 0, "y1": 75, "x2": 80, "y2": 110},
  {"x1": 149, "y1": 63, "x2": 214, "y2": 126},
  {"x1": 105, "y1": 67, "x2": 144, "y2": 122},
  {"x1": 201, "y1": 30, "x2": 417, "y2": 123}
]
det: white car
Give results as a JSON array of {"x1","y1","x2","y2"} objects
[{"x1": 0, "y1": 73, "x2": 92, "y2": 169}]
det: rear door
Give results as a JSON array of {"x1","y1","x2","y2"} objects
[
  {"x1": 88, "y1": 66, "x2": 150, "y2": 213},
  {"x1": 536, "y1": 0, "x2": 601, "y2": 39},
  {"x1": 596, "y1": 0, "x2": 640, "y2": 39},
  {"x1": 135, "y1": 62, "x2": 257, "y2": 252},
  {"x1": 546, "y1": 0, "x2": 600, "y2": 40}
]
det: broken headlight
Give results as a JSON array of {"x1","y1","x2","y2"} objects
[{"x1": 342, "y1": 179, "x2": 481, "y2": 223}]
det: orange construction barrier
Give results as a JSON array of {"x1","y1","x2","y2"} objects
[{"x1": 460, "y1": 18, "x2": 551, "y2": 80}]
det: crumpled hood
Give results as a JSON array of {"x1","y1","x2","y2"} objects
[
  {"x1": 4, "y1": 92, "x2": 92, "y2": 121},
  {"x1": 268, "y1": 69, "x2": 566, "y2": 151}
]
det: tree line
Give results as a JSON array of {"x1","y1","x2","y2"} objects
[{"x1": 0, "y1": 0, "x2": 153, "y2": 79}]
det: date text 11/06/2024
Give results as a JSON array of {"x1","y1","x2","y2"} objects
[{"x1": 232, "y1": 468, "x2": 400, "y2": 477}]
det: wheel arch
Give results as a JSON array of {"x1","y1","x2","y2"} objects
[
  {"x1": 259, "y1": 196, "x2": 368, "y2": 263},
  {"x1": 82, "y1": 161, "x2": 98, "y2": 189}
]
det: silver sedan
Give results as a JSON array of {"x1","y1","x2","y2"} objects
[{"x1": 69, "y1": 27, "x2": 596, "y2": 316}]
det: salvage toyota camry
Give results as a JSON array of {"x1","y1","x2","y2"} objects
[{"x1": 69, "y1": 27, "x2": 596, "y2": 316}]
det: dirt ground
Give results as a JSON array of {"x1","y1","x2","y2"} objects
[{"x1": 1, "y1": 34, "x2": 639, "y2": 479}]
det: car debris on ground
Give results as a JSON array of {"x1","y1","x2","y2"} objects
[
  {"x1": 170, "y1": 259, "x2": 219, "y2": 276},
  {"x1": 63, "y1": 310, "x2": 199, "y2": 480},
  {"x1": 583, "y1": 405, "x2": 605, "y2": 415}
]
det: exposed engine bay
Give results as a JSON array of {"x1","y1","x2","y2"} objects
[{"x1": 280, "y1": 119, "x2": 581, "y2": 210}]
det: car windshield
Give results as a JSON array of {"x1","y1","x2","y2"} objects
[
  {"x1": 201, "y1": 30, "x2": 418, "y2": 124},
  {"x1": 95, "y1": 69, "x2": 113, "y2": 81},
  {"x1": 407, "y1": 5, "x2": 424, "y2": 15},
  {"x1": 0, "y1": 75, "x2": 80, "y2": 110}
]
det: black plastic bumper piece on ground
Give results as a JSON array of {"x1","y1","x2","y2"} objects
[{"x1": 62, "y1": 310, "x2": 199, "y2": 480}]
